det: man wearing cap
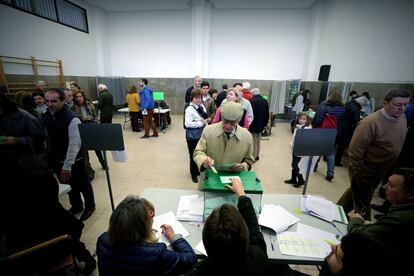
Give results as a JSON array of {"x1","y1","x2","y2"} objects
[{"x1": 193, "y1": 102, "x2": 254, "y2": 188}]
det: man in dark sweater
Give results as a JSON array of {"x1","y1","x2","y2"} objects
[
  {"x1": 185, "y1": 178, "x2": 272, "y2": 276},
  {"x1": 347, "y1": 168, "x2": 414, "y2": 268},
  {"x1": 43, "y1": 88, "x2": 95, "y2": 221},
  {"x1": 97, "y1": 83, "x2": 114, "y2": 123},
  {"x1": 185, "y1": 76, "x2": 202, "y2": 104},
  {"x1": 248, "y1": 88, "x2": 269, "y2": 161}
]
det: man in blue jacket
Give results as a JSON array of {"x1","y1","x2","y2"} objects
[{"x1": 139, "y1": 78, "x2": 158, "y2": 138}]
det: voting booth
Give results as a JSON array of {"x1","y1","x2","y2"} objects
[{"x1": 203, "y1": 170, "x2": 263, "y2": 220}]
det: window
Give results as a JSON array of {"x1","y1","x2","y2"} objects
[{"x1": 0, "y1": 0, "x2": 88, "y2": 33}]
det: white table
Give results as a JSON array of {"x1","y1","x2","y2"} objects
[
  {"x1": 117, "y1": 107, "x2": 171, "y2": 130},
  {"x1": 140, "y1": 188, "x2": 347, "y2": 265}
]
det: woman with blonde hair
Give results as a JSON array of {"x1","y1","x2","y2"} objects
[
  {"x1": 97, "y1": 195, "x2": 197, "y2": 275},
  {"x1": 212, "y1": 88, "x2": 249, "y2": 128},
  {"x1": 126, "y1": 85, "x2": 141, "y2": 132}
]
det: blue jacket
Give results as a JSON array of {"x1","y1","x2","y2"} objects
[
  {"x1": 140, "y1": 86, "x2": 155, "y2": 110},
  {"x1": 312, "y1": 102, "x2": 346, "y2": 140},
  {"x1": 97, "y1": 232, "x2": 197, "y2": 276}
]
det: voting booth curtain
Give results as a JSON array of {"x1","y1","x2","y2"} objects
[{"x1": 95, "y1": 76, "x2": 127, "y2": 106}]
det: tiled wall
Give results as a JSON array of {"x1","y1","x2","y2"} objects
[{"x1": 4, "y1": 74, "x2": 413, "y2": 115}]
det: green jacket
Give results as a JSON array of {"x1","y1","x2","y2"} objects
[
  {"x1": 193, "y1": 122, "x2": 254, "y2": 171},
  {"x1": 98, "y1": 90, "x2": 114, "y2": 119},
  {"x1": 348, "y1": 203, "x2": 414, "y2": 265}
]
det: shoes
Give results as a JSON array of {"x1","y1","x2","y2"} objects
[
  {"x1": 191, "y1": 175, "x2": 198, "y2": 183},
  {"x1": 83, "y1": 257, "x2": 97, "y2": 275},
  {"x1": 69, "y1": 206, "x2": 84, "y2": 215},
  {"x1": 293, "y1": 181, "x2": 304, "y2": 188},
  {"x1": 255, "y1": 156, "x2": 260, "y2": 161},
  {"x1": 371, "y1": 202, "x2": 390, "y2": 214},
  {"x1": 80, "y1": 207, "x2": 95, "y2": 221},
  {"x1": 284, "y1": 179, "x2": 296, "y2": 184},
  {"x1": 140, "y1": 135, "x2": 150, "y2": 139},
  {"x1": 150, "y1": 134, "x2": 159, "y2": 137},
  {"x1": 374, "y1": 214, "x2": 384, "y2": 220},
  {"x1": 325, "y1": 175, "x2": 334, "y2": 182}
]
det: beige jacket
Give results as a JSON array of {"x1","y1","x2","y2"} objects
[{"x1": 193, "y1": 122, "x2": 255, "y2": 171}]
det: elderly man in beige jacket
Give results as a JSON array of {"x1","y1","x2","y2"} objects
[{"x1": 193, "y1": 102, "x2": 255, "y2": 189}]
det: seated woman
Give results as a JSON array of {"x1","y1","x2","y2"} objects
[
  {"x1": 212, "y1": 88, "x2": 249, "y2": 128},
  {"x1": 96, "y1": 196, "x2": 197, "y2": 276}
]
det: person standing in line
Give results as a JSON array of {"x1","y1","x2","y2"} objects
[
  {"x1": 97, "y1": 83, "x2": 114, "y2": 123},
  {"x1": 43, "y1": 88, "x2": 96, "y2": 221},
  {"x1": 185, "y1": 76, "x2": 202, "y2": 104},
  {"x1": 241, "y1": 81, "x2": 252, "y2": 101},
  {"x1": 185, "y1": 89, "x2": 210, "y2": 183},
  {"x1": 215, "y1": 84, "x2": 228, "y2": 107},
  {"x1": 126, "y1": 85, "x2": 141, "y2": 132},
  {"x1": 64, "y1": 88, "x2": 74, "y2": 109},
  {"x1": 337, "y1": 89, "x2": 410, "y2": 220},
  {"x1": 248, "y1": 88, "x2": 269, "y2": 161},
  {"x1": 139, "y1": 79, "x2": 158, "y2": 139}
]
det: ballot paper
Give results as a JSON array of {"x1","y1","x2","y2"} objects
[
  {"x1": 153, "y1": 211, "x2": 190, "y2": 245},
  {"x1": 277, "y1": 223, "x2": 340, "y2": 259},
  {"x1": 219, "y1": 176, "x2": 241, "y2": 184},
  {"x1": 176, "y1": 195, "x2": 204, "y2": 222},
  {"x1": 258, "y1": 204, "x2": 299, "y2": 234},
  {"x1": 195, "y1": 240, "x2": 207, "y2": 256}
]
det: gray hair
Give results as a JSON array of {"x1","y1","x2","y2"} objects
[
  {"x1": 242, "y1": 81, "x2": 251, "y2": 90},
  {"x1": 251, "y1": 88, "x2": 260, "y2": 95},
  {"x1": 97, "y1": 83, "x2": 107, "y2": 92}
]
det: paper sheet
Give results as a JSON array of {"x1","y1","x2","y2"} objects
[
  {"x1": 277, "y1": 232, "x2": 329, "y2": 259},
  {"x1": 176, "y1": 195, "x2": 204, "y2": 222},
  {"x1": 258, "y1": 204, "x2": 299, "y2": 234},
  {"x1": 111, "y1": 150, "x2": 127, "y2": 162},
  {"x1": 219, "y1": 176, "x2": 241, "y2": 184},
  {"x1": 195, "y1": 240, "x2": 207, "y2": 256},
  {"x1": 153, "y1": 211, "x2": 190, "y2": 245}
]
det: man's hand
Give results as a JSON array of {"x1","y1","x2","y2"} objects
[
  {"x1": 203, "y1": 157, "x2": 215, "y2": 169},
  {"x1": 231, "y1": 163, "x2": 245, "y2": 172},
  {"x1": 225, "y1": 178, "x2": 246, "y2": 197},
  {"x1": 350, "y1": 212, "x2": 364, "y2": 221},
  {"x1": 5, "y1": 137, "x2": 18, "y2": 145},
  {"x1": 161, "y1": 224, "x2": 175, "y2": 241},
  {"x1": 61, "y1": 169, "x2": 72, "y2": 183}
]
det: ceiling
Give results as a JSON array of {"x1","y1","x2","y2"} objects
[{"x1": 82, "y1": 0, "x2": 321, "y2": 12}]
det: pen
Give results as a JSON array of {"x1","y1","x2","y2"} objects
[
  {"x1": 269, "y1": 235, "x2": 274, "y2": 251},
  {"x1": 331, "y1": 222, "x2": 344, "y2": 238}
]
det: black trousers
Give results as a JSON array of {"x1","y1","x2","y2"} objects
[
  {"x1": 54, "y1": 159, "x2": 95, "y2": 211},
  {"x1": 186, "y1": 139, "x2": 200, "y2": 178},
  {"x1": 130, "y1": 111, "x2": 140, "y2": 131}
]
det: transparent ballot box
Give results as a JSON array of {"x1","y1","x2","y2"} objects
[{"x1": 203, "y1": 170, "x2": 263, "y2": 220}]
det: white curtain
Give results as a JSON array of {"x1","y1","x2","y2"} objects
[{"x1": 269, "y1": 80, "x2": 287, "y2": 114}]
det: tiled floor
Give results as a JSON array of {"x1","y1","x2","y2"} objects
[{"x1": 60, "y1": 115, "x2": 383, "y2": 275}]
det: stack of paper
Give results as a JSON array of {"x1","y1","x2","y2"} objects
[
  {"x1": 301, "y1": 195, "x2": 348, "y2": 224},
  {"x1": 176, "y1": 195, "x2": 204, "y2": 222},
  {"x1": 258, "y1": 204, "x2": 300, "y2": 234},
  {"x1": 153, "y1": 211, "x2": 190, "y2": 245}
]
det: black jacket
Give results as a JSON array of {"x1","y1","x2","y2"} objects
[{"x1": 249, "y1": 95, "x2": 269, "y2": 133}]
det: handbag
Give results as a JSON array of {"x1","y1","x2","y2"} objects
[
  {"x1": 319, "y1": 105, "x2": 337, "y2": 129},
  {"x1": 186, "y1": 127, "x2": 204, "y2": 140}
]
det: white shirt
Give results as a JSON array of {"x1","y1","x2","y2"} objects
[{"x1": 185, "y1": 103, "x2": 206, "y2": 129}]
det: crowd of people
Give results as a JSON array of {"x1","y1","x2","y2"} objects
[{"x1": 0, "y1": 77, "x2": 413, "y2": 275}]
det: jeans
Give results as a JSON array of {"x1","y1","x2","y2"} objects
[
  {"x1": 326, "y1": 153, "x2": 335, "y2": 177},
  {"x1": 291, "y1": 155, "x2": 301, "y2": 172}
]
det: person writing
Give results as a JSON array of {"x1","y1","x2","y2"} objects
[
  {"x1": 97, "y1": 195, "x2": 197, "y2": 275},
  {"x1": 185, "y1": 178, "x2": 272, "y2": 275}
]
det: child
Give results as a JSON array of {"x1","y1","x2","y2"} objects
[{"x1": 284, "y1": 112, "x2": 312, "y2": 188}]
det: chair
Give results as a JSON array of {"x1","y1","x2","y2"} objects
[{"x1": 0, "y1": 234, "x2": 78, "y2": 275}]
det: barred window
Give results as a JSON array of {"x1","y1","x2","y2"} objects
[{"x1": 1, "y1": 0, "x2": 88, "y2": 33}]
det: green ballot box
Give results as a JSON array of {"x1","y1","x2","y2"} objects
[{"x1": 203, "y1": 170, "x2": 263, "y2": 220}]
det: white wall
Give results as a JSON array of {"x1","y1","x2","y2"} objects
[
  {"x1": 209, "y1": 8, "x2": 311, "y2": 80},
  {"x1": 0, "y1": 3, "x2": 99, "y2": 76},
  {"x1": 106, "y1": 10, "x2": 192, "y2": 77},
  {"x1": 313, "y1": 0, "x2": 414, "y2": 82}
]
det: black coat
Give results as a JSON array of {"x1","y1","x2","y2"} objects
[{"x1": 249, "y1": 95, "x2": 269, "y2": 133}]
